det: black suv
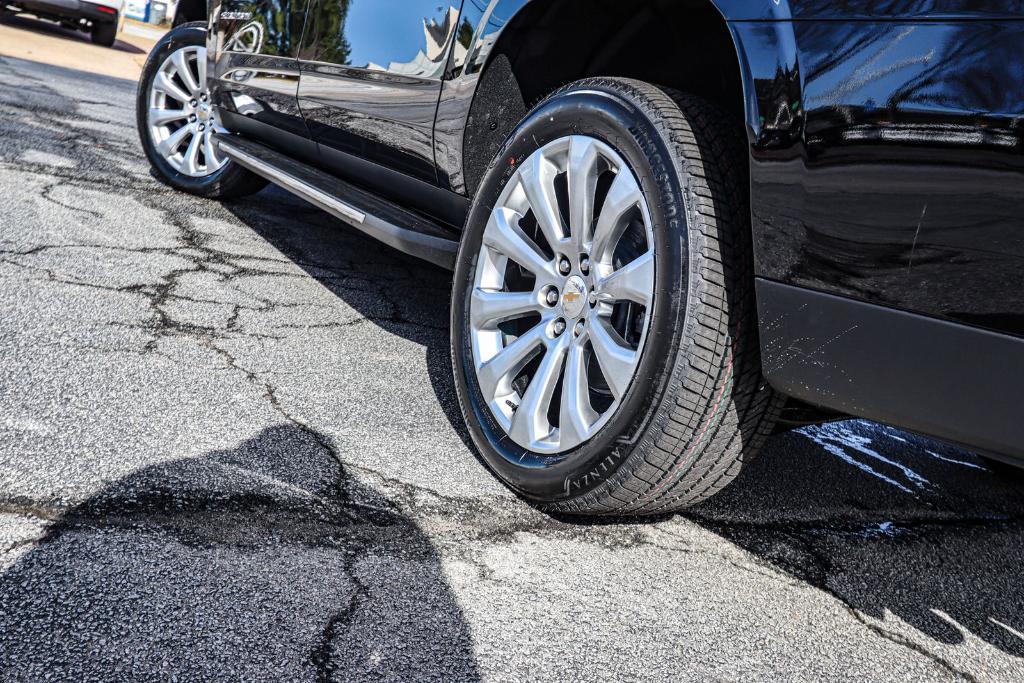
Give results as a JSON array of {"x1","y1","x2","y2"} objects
[{"x1": 136, "y1": 1, "x2": 1024, "y2": 515}]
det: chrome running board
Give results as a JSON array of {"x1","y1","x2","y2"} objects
[{"x1": 216, "y1": 135, "x2": 461, "y2": 270}]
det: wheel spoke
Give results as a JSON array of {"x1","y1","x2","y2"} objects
[
  {"x1": 509, "y1": 336, "x2": 569, "y2": 446},
  {"x1": 518, "y1": 151, "x2": 567, "y2": 249},
  {"x1": 567, "y1": 136, "x2": 601, "y2": 249},
  {"x1": 196, "y1": 48, "x2": 207, "y2": 90},
  {"x1": 154, "y1": 70, "x2": 192, "y2": 104},
  {"x1": 597, "y1": 250, "x2": 654, "y2": 306},
  {"x1": 483, "y1": 207, "x2": 555, "y2": 279},
  {"x1": 477, "y1": 322, "x2": 547, "y2": 400},
  {"x1": 471, "y1": 288, "x2": 538, "y2": 329},
  {"x1": 172, "y1": 49, "x2": 200, "y2": 94},
  {"x1": 203, "y1": 131, "x2": 219, "y2": 170},
  {"x1": 157, "y1": 124, "x2": 192, "y2": 158},
  {"x1": 589, "y1": 317, "x2": 638, "y2": 400},
  {"x1": 148, "y1": 107, "x2": 189, "y2": 126},
  {"x1": 181, "y1": 129, "x2": 202, "y2": 175},
  {"x1": 148, "y1": 47, "x2": 224, "y2": 178},
  {"x1": 558, "y1": 337, "x2": 598, "y2": 447},
  {"x1": 469, "y1": 135, "x2": 654, "y2": 454},
  {"x1": 592, "y1": 170, "x2": 642, "y2": 263}
]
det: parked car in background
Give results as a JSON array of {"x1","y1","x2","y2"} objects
[
  {"x1": 0, "y1": 0, "x2": 123, "y2": 45},
  {"x1": 135, "y1": 0, "x2": 1024, "y2": 516}
]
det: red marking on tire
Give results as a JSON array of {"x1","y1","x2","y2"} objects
[{"x1": 639, "y1": 353, "x2": 735, "y2": 503}]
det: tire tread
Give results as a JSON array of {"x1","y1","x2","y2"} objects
[{"x1": 539, "y1": 78, "x2": 784, "y2": 515}]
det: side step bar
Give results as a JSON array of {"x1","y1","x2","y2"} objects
[{"x1": 215, "y1": 135, "x2": 461, "y2": 270}]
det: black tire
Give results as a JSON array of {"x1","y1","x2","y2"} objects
[
  {"x1": 980, "y1": 456, "x2": 1024, "y2": 480},
  {"x1": 451, "y1": 77, "x2": 783, "y2": 515},
  {"x1": 136, "y1": 22, "x2": 266, "y2": 199},
  {"x1": 90, "y1": 20, "x2": 117, "y2": 47}
]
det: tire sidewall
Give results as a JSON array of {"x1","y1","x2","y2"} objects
[
  {"x1": 451, "y1": 83, "x2": 690, "y2": 503},
  {"x1": 136, "y1": 23, "x2": 235, "y2": 195}
]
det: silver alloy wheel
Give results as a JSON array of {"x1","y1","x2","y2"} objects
[
  {"x1": 147, "y1": 45, "x2": 227, "y2": 177},
  {"x1": 470, "y1": 135, "x2": 656, "y2": 454}
]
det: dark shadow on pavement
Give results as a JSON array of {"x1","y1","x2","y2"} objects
[
  {"x1": 5, "y1": 55, "x2": 1022, "y2": 667},
  {"x1": 689, "y1": 419, "x2": 1024, "y2": 659},
  {"x1": 0, "y1": 424, "x2": 480, "y2": 681},
  {"x1": 222, "y1": 188, "x2": 479, "y2": 456},
  {"x1": 224, "y1": 189, "x2": 1024, "y2": 660}
]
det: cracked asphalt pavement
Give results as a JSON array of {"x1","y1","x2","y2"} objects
[{"x1": 2, "y1": 55, "x2": 1024, "y2": 682}]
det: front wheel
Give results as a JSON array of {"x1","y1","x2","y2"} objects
[
  {"x1": 450, "y1": 78, "x2": 782, "y2": 515},
  {"x1": 136, "y1": 22, "x2": 265, "y2": 198}
]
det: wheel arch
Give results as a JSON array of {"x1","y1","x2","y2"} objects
[
  {"x1": 171, "y1": 0, "x2": 206, "y2": 26},
  {"x1": 458, "y1": 0, "x2": 766, "y2": 197}
]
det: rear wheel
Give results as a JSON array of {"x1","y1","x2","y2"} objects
[
  {"x1": 136, "y1": 22, "x2": 265, "y2": 198},
  {"x1": 451, "y1": 77, "x2": 782, "y2": 515},
  {"x1": 90, "y1": 20, "x2": 117, "y2": 47}
]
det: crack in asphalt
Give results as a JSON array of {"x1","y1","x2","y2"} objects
[
  {"x1": 4, "y1": 54, "x2": 1024, "y2": 681},
  {"x1": 0, "y1": 178, "x2": 449, "y2": 344},
  {"x1": 40, "y1": 181, "x2": 104, "y2": 218},
  {"x1": 0, "y1": 70, "x2": 473, "y2": 676},
  {"x1": 309, "y1": 556, "x2": 370, "y2": 683},
  {"x1": 846, "y1": 606, "x2": 981, "y2": 683},
  {"x1": 690, "y1": 515, "x2": 1020, "y2": 681}
]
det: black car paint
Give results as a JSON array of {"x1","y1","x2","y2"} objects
[
  {"x1": 436, "y1": 0, "x2": 1024, "y2": 338},
  {"x1": 209, "y1": 0, "x2": 471, "y2": 224},
  {"x1": 208, "y1": 0, "x2": 312, "y2": 148},
  {"x1": 733, "y1": 10, "x2": 1024, "y2": 339},
  {"x1": 296, "y1": 0, "x2": 463, "y2": 184},
  {"x1": 207, "y1": 0, "x2": 1024, "y2": 460},
  {"x1": 758, "y1": 279, "x2": 1024, "y2": 465}
]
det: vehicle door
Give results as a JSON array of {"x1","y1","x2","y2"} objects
[
  {"x1": 296, "y1": 0, "x2": 466, "y2": 188},
  {"x1": 209, "y1": 0, "x2": 316, "y2": 160}
]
